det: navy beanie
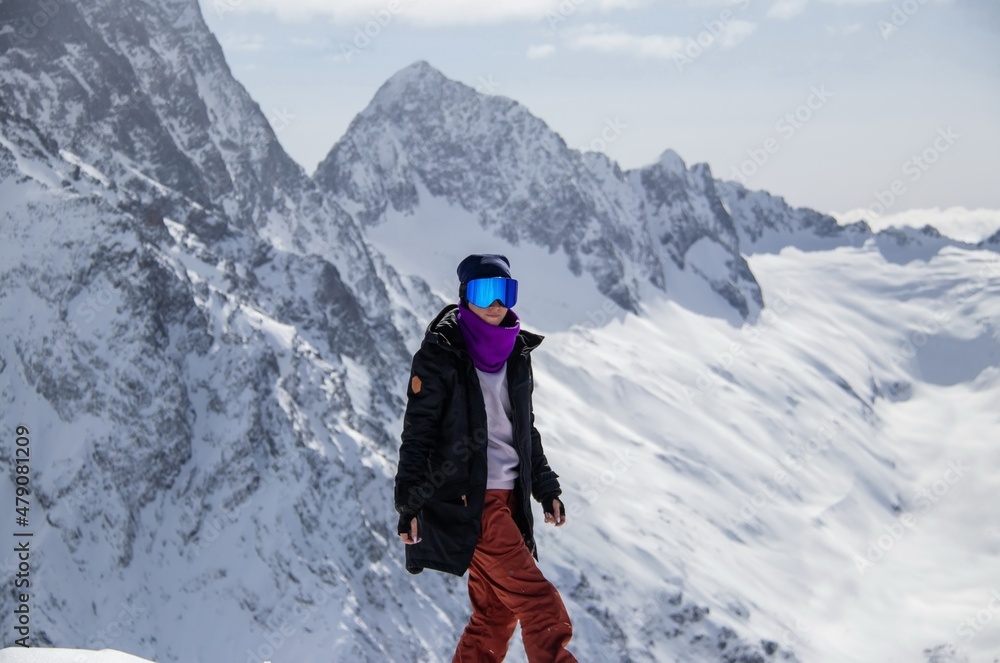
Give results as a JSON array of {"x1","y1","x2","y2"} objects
[{"x1": 457, "y1": 254, "x2": 512, "y2": 283}]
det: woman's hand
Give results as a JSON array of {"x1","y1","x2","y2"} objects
[
  {"x1": 400, "y1": 517, "x2": 421, "y2": 544},
  {"x1": 544, "y1": 498, "x2": 566, "y2": 527}
]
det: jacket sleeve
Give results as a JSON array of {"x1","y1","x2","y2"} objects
[
  {"x1": 527, "y1": 360, "x2": 561, "y2": 502},
  {"x1": 394, "y1": 342, "x2": 450, "y2": 519}
]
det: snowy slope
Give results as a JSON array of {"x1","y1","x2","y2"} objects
[
  {"x1": 526, "y1": 245, "x2": 1000, "y2": 663},
  {"x1": 361, "y1": 182, "x2": 1000, "y2": 663}
]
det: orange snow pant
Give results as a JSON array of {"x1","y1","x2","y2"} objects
[{"x1": 452, "y1": 489, "x2": 577, "y2": 663}]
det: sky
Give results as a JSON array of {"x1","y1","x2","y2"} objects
[{"x1": 197, "y1": 0, "x2": 1000, "y2": 216}]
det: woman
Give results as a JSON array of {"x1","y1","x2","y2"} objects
[{"x1": 395, "y1": 254, "x2": 577, "y2": 662}]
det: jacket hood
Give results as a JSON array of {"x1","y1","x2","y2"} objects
[{"x1": 426, "y1": 304, "x2": 543, "y2": 355}]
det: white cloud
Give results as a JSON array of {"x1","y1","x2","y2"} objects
[
  {"x1": 563, "y1": 24, "x2": 687, "y2": 59},
  {"x1": 219, "y1": 33, "x2": 266, "y2": 51},
  {"x1": 817, "y1": 0, "x2": 954, "y2": 4},
  {"x1": 766, "y1": 0, "x2": 808, "y2": 19},
  {"x1": 657, "y1": 0, "x2": 751, "y2": 6},
  {"x1": 290, "y1": 37, "x2": 326, "y2": 47},
  {"x1": 527, "y1": 44, "x2": 557, "y2": 59},
  {"x1": 560, "y1": 18, "x2": 756, "y2": 61},
  {"x1": 591, "y1": 0, "x2": 652, "y2": 8},
  {"x1": 211, "y1": 0, "x2": 956, "y2": 26},
  {"x1": 216, "y1": 0, "x2": 646, "y2": 27},
  {"x1": 717, "y1": 19, "x2": 757, "y2": 48},
  {"x1": 824, "y1": 22, "x2": 863, "y2": 35},
  {"x1": 207, "y1": 0, "x2": 770, "y2": 27}
]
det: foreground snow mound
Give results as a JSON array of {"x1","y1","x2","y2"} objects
[{"x1": 0, "y1": 648, "x2": 154, "y2": 663}]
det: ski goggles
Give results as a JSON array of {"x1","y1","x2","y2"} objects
[{"x1": 463, "y1": 277, "x2": 518, "y2": 308}]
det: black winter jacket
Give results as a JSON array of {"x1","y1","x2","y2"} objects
[{"x1": 394, "y1": 305, "x2": 562, "y2": 576}]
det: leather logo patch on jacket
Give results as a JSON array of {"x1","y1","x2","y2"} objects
[{"x1": 411, "y1": 375, "x2": 422, "y2": 394}]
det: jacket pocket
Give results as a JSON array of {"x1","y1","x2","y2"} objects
[
  {"x1": 416, "y1": 481, "x2": 476, "y2": 559},
  {"x1": 428, "y1": 479, "x2": 469, "y2": 507}
]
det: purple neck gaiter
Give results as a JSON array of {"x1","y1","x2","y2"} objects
[{"x1": 456, "y1": 303, "x2": 520, "y2": 373}]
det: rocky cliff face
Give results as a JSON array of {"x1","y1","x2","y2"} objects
[
  {"x1": 3, "y1": 0, "x2": 298, "y2": 224},
  {"x1": 715, "y1": 180, "x2": 871, "y2": 254},
  {"x1": 0, "y1": 92, "x2": 449, "y2": 658},
  {"x1": 0, "y1": 0, "x2": 418, "y2": 417},
  {"x1": 0, "y1": 2, "x2": 440, "y2": 659},
  {"x1": 631, "y1": 150, "x2": 761, "y2": 318}
]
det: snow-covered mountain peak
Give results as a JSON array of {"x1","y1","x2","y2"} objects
[
  {"x1": 656, "y1": 147, "x2": 688, "y2": 175},
  {"x1": 317, "y1": 61, "x2": 770, "y2": 319},
  {"x1": 367, "y1": 59, "x2": 452, "y2": 107},
  {"x1": 350, "y1": 59, "x2": 533, "y2": 145}
]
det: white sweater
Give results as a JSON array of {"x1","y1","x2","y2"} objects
[{"x1": 475, "y1": 363, "x2": 520, "y2": 490}]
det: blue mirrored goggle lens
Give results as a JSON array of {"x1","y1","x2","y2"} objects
[{"x1": 465, "y1": 278, "x2": 518, "y2": 308}]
